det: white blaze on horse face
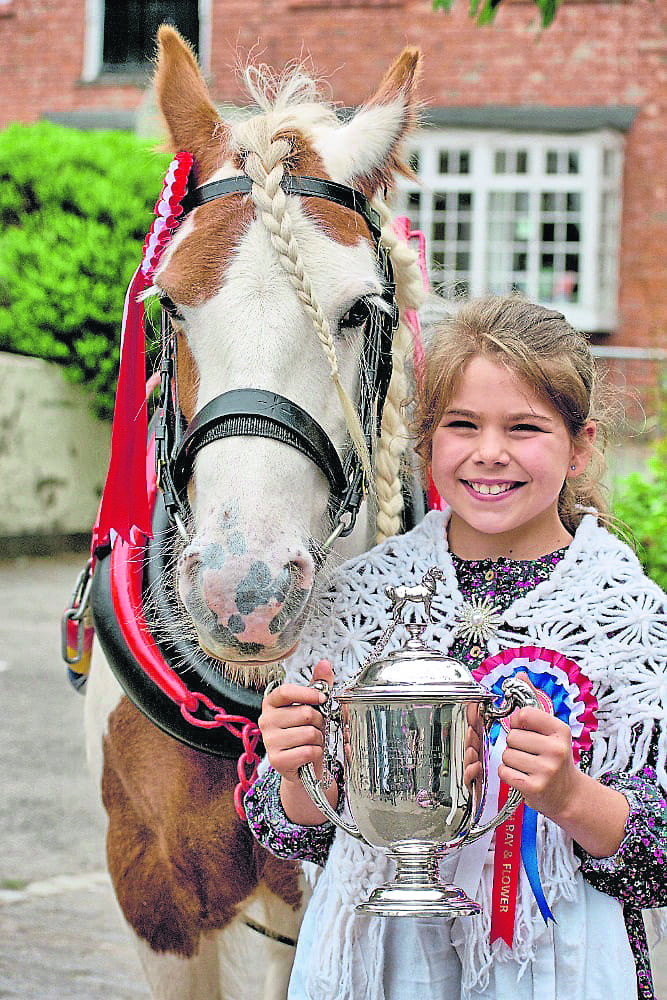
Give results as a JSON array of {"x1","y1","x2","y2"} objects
[{"x1": 168, "y1": 201, "x2": 382, "y2": 665}]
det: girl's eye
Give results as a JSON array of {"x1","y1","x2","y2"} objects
[
  {"x1": 511, "y1": 424, "x2": 544, "y2": 433},
  {"x1": 159, "y1": 294, "x2": 185, "y2": 323},
  {"x1": 339, "y1": 299, "x2": 369, "y2": 332},
  {"x1": 445, "y1": 419, "x2": 477, "y2": 429}
]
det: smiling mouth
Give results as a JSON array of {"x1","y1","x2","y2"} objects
[{"x1": 463, "y1": 480, "x2": 523, "y2": 496}]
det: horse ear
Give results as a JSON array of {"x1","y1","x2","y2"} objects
[
  {"x1": 328, "y1": 47, "x2": 421, "y2": 199},
  {"x1": 154, "y1": 24, "x2": 228, "y2": 183}
]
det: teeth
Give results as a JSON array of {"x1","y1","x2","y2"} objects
[{"x1": 469, "y1": 482, "x2": 513, "y2": 495}]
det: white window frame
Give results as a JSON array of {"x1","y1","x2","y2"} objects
[
  {"x1": 393, "y1": 127, "x2": 624, "y2": 332},
  {"x1": 83, "y1": 0, "x2": 211, "y2": 81}
]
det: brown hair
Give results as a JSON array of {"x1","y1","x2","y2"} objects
[{"x1": 413, "y1": 295, "x2": 616, "y2": 534}]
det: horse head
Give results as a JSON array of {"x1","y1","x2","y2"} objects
[{"x1": 148, "y1": 28, "x2": 422, "y2": 683}]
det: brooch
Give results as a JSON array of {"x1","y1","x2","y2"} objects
[{"x1": 452, "y1": 596, "x2": 502, "y2": 645}]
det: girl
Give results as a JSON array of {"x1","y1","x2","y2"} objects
[{"x1": 245, "y1": 295, "x2": 667, "y2": 1000}]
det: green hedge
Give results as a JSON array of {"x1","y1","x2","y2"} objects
[
  {"x1": 613, "y1": 436, "x2": 667, "y2": 590},
  {"x1": 0, "y1": 122, "x2": 171, "y2": 420}
]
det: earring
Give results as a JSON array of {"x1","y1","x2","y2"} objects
[{"x1": 570, "y1": 464, "x2": 576, "y2": 471}]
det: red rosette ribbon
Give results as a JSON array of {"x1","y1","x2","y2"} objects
[
  {"x1": 94, "y1": 153, "x2": 194, "y2": 553},
  {"x1": 141, "y1": 152, "x2": 194, "y2": 279}
]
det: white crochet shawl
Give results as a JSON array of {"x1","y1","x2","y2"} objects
[{"x1": 285, "y1": 510, "x2": 667, "y2": 998}]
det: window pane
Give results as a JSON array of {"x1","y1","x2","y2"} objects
[
  {"x1": 494, "y1": 150, "x2": 507, "y2": 174},
  {"x1": 439, "y1": 151, "x2": 472, "y2": 175},
  {"x1": 538, "y1": 189, "x2": 582, "y2": 304},
  {"x1": 485, "y1": 190, "x2": 531, "y2": 295},
  {"x1": 429, "y1": 189, "x2": 473, "y2": 289},
  {"x1": 541, "y1": 222, "x2": 555, "y2": 243},
  {"x1": 516, "y1": 150, "x2": 528, "y2": 174},
  {"x1": 103, "y1": 0, "x2": 199, "y2": 67}
]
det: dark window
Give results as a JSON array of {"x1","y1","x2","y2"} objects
[{"x1": 103, "y1": 1, "x2": 198, "y2": 70}]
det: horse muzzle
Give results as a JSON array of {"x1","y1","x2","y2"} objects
[{"x1": 178, "y1": 536, "x2": 314, "y2": 662}]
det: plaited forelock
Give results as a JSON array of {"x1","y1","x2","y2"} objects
[{"x1": 237, "y1": 109, "x2": 373, "y2": 483}]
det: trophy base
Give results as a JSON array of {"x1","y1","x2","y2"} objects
[{"x1": 356, "y1": 882, "x2": 481, "y2": 918}]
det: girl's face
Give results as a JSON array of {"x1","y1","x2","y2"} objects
[{"x1": 430, "y1": 356, "x2": 594, "y2": 560}]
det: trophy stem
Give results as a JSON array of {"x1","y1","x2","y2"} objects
[{"x1": 355, "y1": 842, "x2": 482, "y2": 918}]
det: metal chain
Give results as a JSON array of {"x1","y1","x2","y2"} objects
[
  {"x1": 359, "y1": 618, "x2": 398, "y2": 670},
  {"x1": 310, "y1": 679, "x2": 341, "y2": 789}
]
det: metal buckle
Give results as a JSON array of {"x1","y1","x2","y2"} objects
[{"x1": 61, "y1": 559, "x2": 94, "y2": 665}]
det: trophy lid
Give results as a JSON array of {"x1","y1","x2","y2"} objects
[
  {"x1": 336, "y1": 569, "x2": 495, "y2": 705},
  {"x1": 338, "y1": 634, "x2": 494, "y2": 704}
]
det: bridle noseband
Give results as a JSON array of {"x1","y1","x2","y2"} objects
[{"x1": 155, "y1": 173, "x2": 399, "y2": 548}]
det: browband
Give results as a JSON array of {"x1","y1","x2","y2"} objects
[{"x1": 181, "y1": 174, "x2": 383, "y2": 241}]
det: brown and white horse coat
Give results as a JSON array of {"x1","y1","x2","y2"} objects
[{"x1": 85, "y1": 26, "x2": 422, "y2": 1000}]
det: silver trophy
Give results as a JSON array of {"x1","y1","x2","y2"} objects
[{"x1": 299, "y1": 569, "x2": 540, "y2": 918}]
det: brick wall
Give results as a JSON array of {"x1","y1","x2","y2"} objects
[{"x1": 2, "y1": 0, "x2": 665, "y2": 347}]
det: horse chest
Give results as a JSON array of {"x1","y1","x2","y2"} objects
[{"x1": 101, "y1": 696, "x2": 302, "y2": 957}]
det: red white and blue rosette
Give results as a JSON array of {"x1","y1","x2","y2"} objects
[
  {"x1": 473, "y1": 644, "x2": 598, "y2": 763},
  {"x1": 472, "y1": 645, "x2": 598, "y2": 941}
]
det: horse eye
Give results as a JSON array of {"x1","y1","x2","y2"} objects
[
  {"x1": 339, "y1": 299, "x2": 369, "y2": 332},
  {"x1": 159, "y1": 295, "x2": 185, "y2": 322}
]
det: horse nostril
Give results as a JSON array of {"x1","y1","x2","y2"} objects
[{"x1": 267, "y1": 561, "x2": 310, "y2": 635}]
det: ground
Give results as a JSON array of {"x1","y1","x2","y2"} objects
[{"x1": 0, "y1": 549, "x2": 665, "y2": 998}]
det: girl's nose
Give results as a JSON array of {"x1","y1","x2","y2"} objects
[{"x1": 474, "y1": 430, "x2": 510, "y2": 464}]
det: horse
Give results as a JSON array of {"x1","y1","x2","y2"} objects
[
  {"x1": 385, "y1": 566, "x2": 445, "y2": 622},
  {"x1": 79, "y1": 25, "x2": 424, "y2": 1000}
]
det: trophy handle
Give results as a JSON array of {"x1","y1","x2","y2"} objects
[
  {"x1": 465, "y1": 677, "x2": 541, "y2": 845},
  {"x1": 298, "y1": 680, "x2": 365, "y2": 842},
  {"x1": 299, "y1": 762, "x2": 364, "y2": 840}
]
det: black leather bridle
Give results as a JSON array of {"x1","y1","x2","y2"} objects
[{"x1": 154, "y1": 173, "x2": 399, "y2": 546}]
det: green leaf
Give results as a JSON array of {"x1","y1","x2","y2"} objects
[{"x1": 433, "y1": 0, "x2": 563, "y2": 25}]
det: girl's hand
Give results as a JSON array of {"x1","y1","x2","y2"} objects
[
  {"x1": 499, "y1": 675, "x2": 579, "y2": 819},
  {"x1": 259, "y1": 659, "x2": 334, "y2": 784},
  {"x1": 464, "y1": 702, "x2": 485, "y2": 796}
]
